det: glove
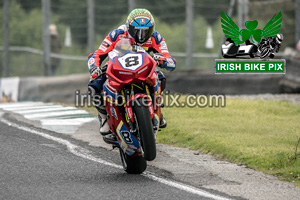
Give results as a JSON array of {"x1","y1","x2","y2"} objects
[
  {"x1": 153, "y1": 53, "x2": 167, "y2": 68},
  {"x1": 89, "y1": 66, "x2": 102, "y2": 80},
  {"x1": 166, "y1": 57, "x2": 176, "y2": 71}
]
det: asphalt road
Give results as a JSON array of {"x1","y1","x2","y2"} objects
[{"x1": 0, "y1": 115, "x2": 233, "y2": 200}]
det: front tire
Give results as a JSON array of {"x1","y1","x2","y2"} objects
[
  {"x1": 119, "y1": 149, "x2": 147, "y2": 174},
  {"x1": 134, "y1": 98, "x2": 156, "y2": 161},
  {"x1": 260, "y1": 47, "x2": 270, "y2": 59}
]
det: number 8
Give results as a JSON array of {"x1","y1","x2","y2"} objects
[{"x1": 125, "y1": 56, "x2": 139, "y2": 68}]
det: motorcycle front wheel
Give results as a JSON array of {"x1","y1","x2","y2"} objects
[
  {"x1": 260, "y1": 47, "x2": 270, "y2": 59},
  {"x1": 133, "y1": 98, "x2": 156, "y2": 161},
  {"x1": 119, "y1": 148, "x2": 147, "y2": 174}
]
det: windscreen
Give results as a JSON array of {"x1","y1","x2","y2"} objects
[{"x1": 108, "y1": 38, "x2": 145, "y2": 59}]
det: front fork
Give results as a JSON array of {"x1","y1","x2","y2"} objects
[{"x1": 122, "y1": 84, "x2": 160, "y2": 138}]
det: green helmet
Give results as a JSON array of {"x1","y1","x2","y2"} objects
[{"x1": 126, "y1": 9, "x2": 155, "y2": 44}]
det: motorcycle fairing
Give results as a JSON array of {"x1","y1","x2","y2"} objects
[
  {"x1": 116, "y1": 121, "x2": 140, "y2": 156},
  {"x1": 117, "y1": 53, "x2": 144, "y2": 71},
  {"x1": 102, "y1": 83, "x2": 118, "y2": 103},
  {"x1": 154, "y1": 78, "x2": 160, "y2": 94},
  {"x1": 110, "y1": 107, "x2": 118, "y2": 120},
  {"x1": 107, "y1": 52, "x2": 156, "y2": 85}
]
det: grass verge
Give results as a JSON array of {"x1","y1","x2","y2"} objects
[{"x1": 80, "y1": 98, "x2": 300, "y2": 186}]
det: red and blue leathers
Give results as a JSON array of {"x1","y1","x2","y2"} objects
[
  {"x1": 88, "y1": 25, "x2": 176, "y2": 105},
  {"x1": 88, "y1": 25, "x2": 176, "y2": 73}
]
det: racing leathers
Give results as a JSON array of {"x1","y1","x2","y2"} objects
[{"x1": 88, "y1": 25, "x2": 176, "y2": 135}]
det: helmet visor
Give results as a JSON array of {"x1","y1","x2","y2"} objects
[
  {"x1": 128, "y1": 25, "x2": 154, "y2": 44},
  {"x1": 276, "y1": 37, "x2": 282, "y2": 44}
]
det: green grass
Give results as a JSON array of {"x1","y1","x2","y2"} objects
[
  {"x1": 158, "y1": 98, "x2": 300, "y2": 186},
  {"x1": 80, "y1": 98, "x2": 300, "y2": 186}
]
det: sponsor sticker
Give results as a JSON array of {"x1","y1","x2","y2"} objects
[
  {"x1": 101, "y1": 41, "x2": 110, "y2": 48},
  {"x1": 108, "y1": 50, "x2": 119, "y2": 60},
  {"x1": 104, "y1": 38, "x2": 112, "y2": 45},
  {"x1": 160, "y1": 41, "x2": 167, "y2": 49},
  {"x1": 111, "y1": 107, "x2": 118, "y2": 120},
  {"x1": 119, "y1": 35, "x2": 129, "y2": 40},
  {"x1": 88, "y1": 57, "x2": 95, "y2": 67},
  {"x1": 99, "y1": 45, "x2": 107, "y2": 52},
  {"x1": 167, "y1": 58, "x2": 174, "y2": 64}
]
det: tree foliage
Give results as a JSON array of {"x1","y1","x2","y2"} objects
[
  {"x1": 0, "y1": 0, "x2": 295, "y2": 52},
  {"x1": 0, "y1": 1, "x2": 43, "y2": 48}
]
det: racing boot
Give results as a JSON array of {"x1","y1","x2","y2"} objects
[
  {"x1": 98, "y1": 112, "x2": 118, "y2": 145},
  {"x1": 159, "y1": 113, "x2": 167, "y2": 128},
  {"x1": 98, "y1": 112, "x2": 110, "y2": 135}
]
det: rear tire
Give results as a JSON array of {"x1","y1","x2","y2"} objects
[
  {"x1": 249, "y1": 45, "x2": 257, "y2": 58},
  {"x1": 134, "y1": 98, "x2": 156, "y2": 161},
  {"x1": 119, "y1": 149, "x2": 147, "y2": 174}
]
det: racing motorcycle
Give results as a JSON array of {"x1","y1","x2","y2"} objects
[{"x1": 101, "y1": 38, "x2": 162, "y2": 174}]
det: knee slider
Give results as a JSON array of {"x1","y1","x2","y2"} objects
[{"x1": 88, "y1": 86, "x2": 96, "y2": 97}]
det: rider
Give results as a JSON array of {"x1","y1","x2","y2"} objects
[
  {"x1": 87, "y1": 8, "x2": 176, "y2": 140},
  {"x1": 258, "y1": 33, "x2": 283, "y2": 58}
]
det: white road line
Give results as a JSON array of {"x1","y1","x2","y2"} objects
[
  {"x1": 40, "y1": 118, "x2": 95, "y2": 126},
  {"x1": 0, "y1": 118, "x2": 121, "y2": 169},
  {"x1": 0, "y1": 102, "x2": 44, "y2": 108},
  {"x1": 16, "y1": 107, "x2": 76, "y2": 114},
  {"x1": 24, "y1": 110, "x2": 89, "y2": 119},
  {"x1": 0, "y1": 118, "x2": 232, "y2": 200},
  {"x1": 0, "y1": 105, "x2": 60, "y2": 111},
  {"x1": 144, "y1": 173, "x2": 230, "y2": 200}
]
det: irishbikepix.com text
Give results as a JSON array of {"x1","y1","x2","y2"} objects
[{"x1": 75, "y1": 90, "x2": 226, "y2": 108}]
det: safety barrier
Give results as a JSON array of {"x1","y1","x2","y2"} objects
[{"x1": 0, "y1": 56, "x2": 299, "y2": 103}]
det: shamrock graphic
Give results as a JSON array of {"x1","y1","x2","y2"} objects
[{"x1": 221, "y1": 11, "x2": 282, "y2": 45}]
